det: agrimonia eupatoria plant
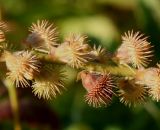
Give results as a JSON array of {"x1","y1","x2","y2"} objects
[{"x1": 0, "y1": 20, "x2": 159, "y2": 109}]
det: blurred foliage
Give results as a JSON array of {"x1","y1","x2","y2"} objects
[{"x1": 0, "y1": 0, "x2": 160, "y2": 130}]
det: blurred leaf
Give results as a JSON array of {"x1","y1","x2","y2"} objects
[
  {"x1": 65, "y1": 123, "x2": 93, "y2": 130},
  {"x1": 60, "y1": 16, "x2": 119, "y2": 49}
]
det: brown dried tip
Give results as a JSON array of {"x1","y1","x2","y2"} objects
[
  {"x1": 79, "y1": 71, "x2": 115, "y2": 108},
  {"x1": 27, "y1": 20, "x2": 58, "y2": 50},
  {"x1": 118, "y1": 79, "x2": 146, "y2": 107},
  {"x1": 0, "y1": 21, "x2": 10, "y2": 43},
  {"x1": 116, "y1": 30, "x2": 153, "y2": 68},
  {"x1": 65, "y1": 33, "x2": 88, "y2": 47},
  {"x1": 0, "y1": 21, "x2": 10, "y2": 32}
]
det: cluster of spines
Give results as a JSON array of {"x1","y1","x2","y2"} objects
[
  {"x1": 83, "y1": 72, "x2": 115, "y2": 108},
  {"x1": 52, "y1": 33, "x2": 91, "y2": 68},
  {"x1": 27, "y1": 20, "x2": 58, "y2": 49},
  {"x1": 117, "y1": 78, "x2": 147, "y2": 107},
  {"x1": 32, "y1": 64, "x2": 66, "y2": 100},
  {"x1": 5, "y1": 51, "x2": 40, "y2": 87}
]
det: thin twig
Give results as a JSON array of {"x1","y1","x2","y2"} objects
[{"x1": 4, "y1": 80, "x2": 21, "y2": 130}]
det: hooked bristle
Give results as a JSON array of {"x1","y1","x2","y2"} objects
[
  {"x1": 32, "y1": 64, "x2": 66, "y2": 99},
  {"x1": 118, "y1": 79, "x2": 147, "y2": 107},
  {"x1": 5, "y1": 51, "x2": 40, "y2": 87},
  {"x1": 80, "y1": 71, "x2": 115, "y2": 108},
  {"x1": 27, "y1": 20, "x2": 58, "y2": 50},
  {"x1": 52, "y1": 34, "x2": 91, "y2": 68}
]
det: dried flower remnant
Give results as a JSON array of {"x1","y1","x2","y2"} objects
[
  {"x1": 135, "y1": 67, "x2": 160, "y2": 101},
  {"x1": 118, "y1": 79, "x2": 146, "y2": 107},
  {"x1": 32, "y1": 64, "x2": 66, "y2": 100},
  {"x1": 79, "y1": 71, "x2": 115, "y2": 108},
  {"x1": 65, "y1": 33, "x2": 89, "y2": 47},
  {"x1": 27, "y1": 20, "x2": 58, "y2": 50},
  {"x1": 51, "y1": 34, "x2": 91, "y2": 68},
  {"x1": 0, "y1": 21, "x2": 10, "y2": 32},
  {"x1": 4, "y1": 51, "x2": 40, "y2": 87},
  {"x1": 115, "y1": 31, "x2": 153, "y2": 68}
]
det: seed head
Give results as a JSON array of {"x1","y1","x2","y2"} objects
[
  {"x1": 4, "y1": 51, "x2": 40, "y2": 87},
  {"x1": 115, "y1": 30, "x2": 153, "y2": 68},
  {"x1": 89, "y1": 45, "x2": 110, "y2": 63},
  {"x1": 118, "y1": 79, "x2": 146, "y2": 107},
  {"x1": 51, "y1": 34, "x2": 91, "y2": 68},
  {"x1": 27, "y1": 20, "x2": 58, "y2": 50},
  {"x1": 32, "y1": 64, "x2": 66, "y2": 100},
  {"x1": 79, "y1": 71, "x2": 115, "y2": 108}
]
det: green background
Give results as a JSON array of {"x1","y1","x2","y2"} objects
[{"x1": 0, "y1": 0, "x2": 160, "y2": 130}]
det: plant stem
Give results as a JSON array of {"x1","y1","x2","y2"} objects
[
  {"x1": 0, "y1": 11, "x2": 21, "y2": 130},
  {"x1": 4, "y1": 80, "x2": 21, "y2": 130},
  {"x1": 84, "y1": 62, "x2": 136, "y2": 77},
  {"x1": 32, "y1": 47, "x2": 136, "y2": 77}
]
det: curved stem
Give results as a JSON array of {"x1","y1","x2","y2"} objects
[
  {"x1": 84, "y1": 62, "x2": 136, "y2": 77},
  {"x1": 1, "y1": 12, "x2": 21, "y2": 130},
  {"x1": 32, "y1": 48, "x2": 49, "y2": 54},
  {"x1": 4, "y1": 80, "x2": 21, "y2": 130},
  {"x1": 121, "y1": 63, "x2": 136, "y2": 75}
]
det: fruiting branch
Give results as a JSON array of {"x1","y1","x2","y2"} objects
[{"x1": 0, "y1": 19, "x2": 159, "y2": 110}]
